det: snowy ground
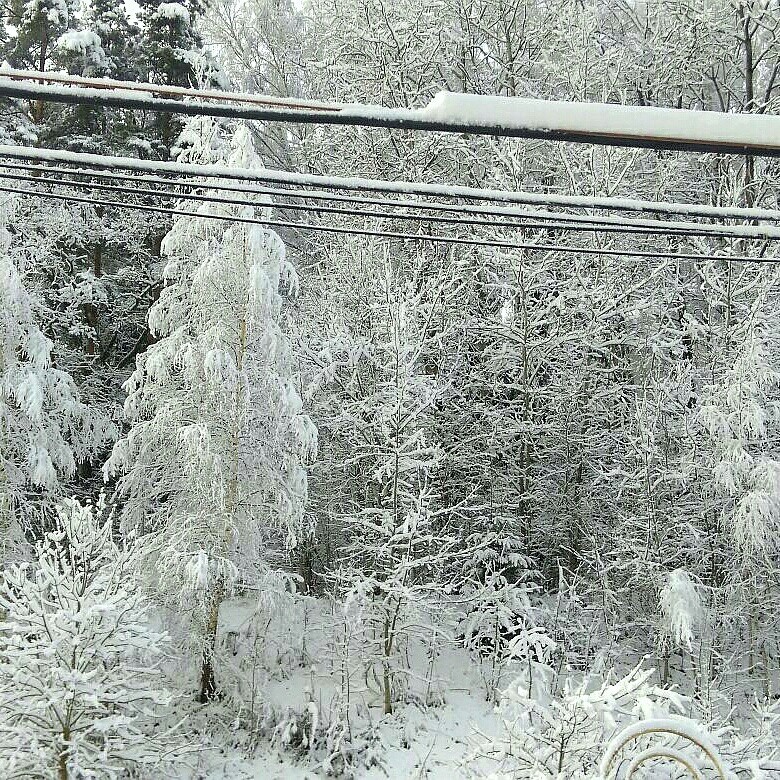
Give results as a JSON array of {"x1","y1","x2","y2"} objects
[{"x1": 179, "y1": 595, "x2": 512, "y2": 779}]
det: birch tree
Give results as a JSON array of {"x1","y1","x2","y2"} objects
[{"x1": 105, "y1": 121, "x2": 316, "y2": 702}]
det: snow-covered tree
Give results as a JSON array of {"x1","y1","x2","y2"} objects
[
  {"x1": 81, "y1": 0, "x2": 141, "y2": 81},
  {"x1": 105, "y1": 120, "x2": 316, "y2": 702},
  {"x1": 0, "y1": 199, "x2": 104, "y2": 555},
  {"x1": 136, "y1": 0, "x2": 211, "y2": 155},
  {"x1": 311, "y1": 254, "x2": 462, "y2": 714},
  {"x1": 0, "y1": 498, "x2": 173, "y2": 779},
  {"x1": 701, "y1": 311, "x2": 780, "y2": 560}
]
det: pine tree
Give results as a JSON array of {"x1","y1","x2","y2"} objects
[
  {"x1": 82, "y1": 0, "x2": 142, "y2": 82},
  {"x1": 4, "y1": 0, "x2": 75, "y2": 73},
  {"x1": 3, "y1": 0, "x2": 77, "y2": 125}
]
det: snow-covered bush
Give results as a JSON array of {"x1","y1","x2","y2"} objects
[
  {"x1": 657, "y1": 568, "x2": 706, "y2": 687},
  {"x1": 0, "y1": 498, "x2": 175, "y2": 779},
  {"x1": 470, "y1": 663, "x2": 722, "y2": 779},
  {"x1": 659, "y1": 569, "x2": 704, "y2": 652},
  {"x1": 457, "y1": 570, "x2": 552, "y2": 703}
]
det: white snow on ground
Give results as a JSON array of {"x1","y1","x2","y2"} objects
[{"x1": 189, "y1": 596, "x2": 508, "y2": 778}]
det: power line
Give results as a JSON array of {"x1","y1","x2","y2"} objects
[
  {"x1": 2, "y1": 144, "x2": 780, "y2": 224},
  {"x1": 3, "y1": 167, "x2": 775, "y2": 242},
  {"x1": 5, "y1": 159, "x2": 780, "y2": 241},
  {"x1": 2, "y1": 69, "x2": 780, "y2": 156},
  {"x1": 2, "y1": 183, "x2": 774, "y2": 263},
  {"x1": 0, "y1": 68, "x2": 343, "y2": 112}
]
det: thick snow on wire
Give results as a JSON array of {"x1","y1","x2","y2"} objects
[{"x1": 3, "y1": 70, "x2": 780, "y2": 154}]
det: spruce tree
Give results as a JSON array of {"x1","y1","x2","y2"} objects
[
  {"x1": 136, "y1": 0, "x2": 211, "y2": 156},
  {"x1": 0, "y1": 201, "x2": 107, "y2": 554}
]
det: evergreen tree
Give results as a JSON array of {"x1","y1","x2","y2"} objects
[
  {"x1": 82, "y1": 0, "x2": 142, "y2": 82},
  {"x1": 0, "y1": 199, "x2": 106, "y2": 554},
  {"x1": 3, "y1": 0, "x2": 77, "y2": 126},
  {"x1": 136, "y1": 0, "x2": 211, "y2": 156}
]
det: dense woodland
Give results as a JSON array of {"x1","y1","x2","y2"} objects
[{"x1": 2, "y1": 0, "x2": 780, "y2": 777}]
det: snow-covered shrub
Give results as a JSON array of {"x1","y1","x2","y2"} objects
[
  {"x1": 457, "y1": 571, "x2": 552, "y2": 703},
  {"x1": 469, "y1": 663, "x2": 722, "y2": 779},
  {"x1": 0, "y1": 498, "x2": 175, "y2": 778},
  {"x1": 660, "y1": 569, "x2": 704, "y2": 652},
  {"x1": 273, "y1": 701, "x2": 320, "y2": 756},
  {"x1": 657, "y1": 568, "x2": 707, "y2": 689}
]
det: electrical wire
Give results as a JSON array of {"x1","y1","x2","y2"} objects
[
  {"x1": 2, "y1": 144, "x2": 780, "y2": 223},
  {"x1": 4, "y1": 159, "x2": 780, "y2": 242},
  {"x1": 2, "y1": 69, "x2": 780, "y2": 156},
  {"x1": 0, "y1": 68, "x2": 343, "y2": 111},
  {"x1": 2, "y1": 167, "x2": 774, "y2": 241},
  {"x1": 1, "y1": 182, "x2": 775, "y2": 263}
]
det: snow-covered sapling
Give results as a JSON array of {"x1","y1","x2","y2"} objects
[
  {"x1": 658, "y1": 568, "x2": 704, "y2": 685},
  {"x1": 0, "y1": 498, "x2": 174, "y2": 779}
]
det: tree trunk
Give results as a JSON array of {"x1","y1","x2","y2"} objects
[
  {"x1": 198, "y1": 596, "x2": 221, "y2": 703},
  {"x1": 382, "y1": 617, "x2": 392, "y2": 714},
  {"x1": 33, "y1": 37, "x2": 48, "y2": 125},
  {"x1": 58, "y1": 726, "x2": 70, "y2": 780}
]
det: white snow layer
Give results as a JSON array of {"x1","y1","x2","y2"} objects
[
  {"x1": 56, "y1": 31, "x2": 104, "y2": 55},
  {"x1": 154, "y1": 3, "x2": 191, "y2": 24},
  {"x1": 422, "y1": 90, "x2": 780, "y2": 149}
]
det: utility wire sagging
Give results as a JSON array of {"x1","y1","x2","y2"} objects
[
  {"x1": 2, "y1": 163, "x2": 780, "y2": 241},
  {"x1": 2, "y1": 143, "x2": 779, "y2": 221},
  {"x1": 3, "y1": 68, "x2": 780, "y2": 155},
  {"x1": 1, "y1": 183, "x2": 775, "y2": 263}
]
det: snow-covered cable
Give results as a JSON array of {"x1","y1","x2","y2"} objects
[
  {"x1": 3, "y1": 167, "x2": 778, "y2": 241},
  {"x1": 3, "y1": 182, "x2": 777, "y2": 263},
  {"x1": 1, "y1": 144, "x2": 780, "y2": 222},
  {"x1": 2, "y1": 69, "x2": 780, "y2": 155}
]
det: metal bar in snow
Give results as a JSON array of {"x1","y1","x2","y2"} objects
[{"x1": 2, "y1": 70, "x2": 780, "y2": 156}]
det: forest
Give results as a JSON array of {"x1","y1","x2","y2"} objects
[{"x1": 1, "y1": 0, "x2": 780, "y2": 777}]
